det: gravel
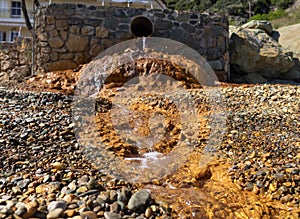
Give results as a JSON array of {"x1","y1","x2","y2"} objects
[{"x1": 0, "y1": 84, "x2": 300, "y2": 218}]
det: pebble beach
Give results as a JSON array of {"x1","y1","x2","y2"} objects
[{"x1": 0, "y1": 83, "x2": 300, "y2": 218}]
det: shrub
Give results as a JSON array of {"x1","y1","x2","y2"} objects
[
  {"x1": 271, "y1": 0, "x2": 295, "y2": 9},
  {"x1": 249, "y1": 8, "x2": 288, "y2": 21}
]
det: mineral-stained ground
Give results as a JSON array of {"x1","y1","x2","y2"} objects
[{"x1": 0, "y1": 63, "x2": 299, "y2": 218}]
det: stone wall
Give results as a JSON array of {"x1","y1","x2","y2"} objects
[
  {"x1": 35, "y1": 4, "x2": 229, "y2": 80},
  {"x1": 0, "y1": 37, "x2": 32, "y2": 82}
]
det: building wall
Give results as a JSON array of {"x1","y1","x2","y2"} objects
[{"x1": 35, "y1": 4, "x2": 229, "y2": 80}]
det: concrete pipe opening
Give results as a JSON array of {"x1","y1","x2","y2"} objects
[{"x1": 130, "y1": 16, "x2": 154, "y2": 37}]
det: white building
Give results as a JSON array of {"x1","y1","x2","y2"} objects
[{"x1": 0, "y1": 0, "x2": 166, "y2": 42}]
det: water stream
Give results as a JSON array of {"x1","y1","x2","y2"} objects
[{"x1": 73, "y1": 37, "x2": 229, "y2": 217}]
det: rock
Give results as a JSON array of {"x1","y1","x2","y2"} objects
[
  {"x1": 242, "y1": 20, "x2": 273, "y2": 35},
  {"x1": 64, "y1": 209, "x2": 76, "y2": 217},
  {"x1": 145, "y1": 207, "x2": 153, "y2": 218},
  {"x1": 78, "y1": 175, "x2": 89, "y2": 186},
  {"x1": 208, "y1": 60, "x2": 223, "y2": 71},
  {"x1": 66, "y1": 34, "x2": 89, "y2": 52},
  {"x1": 110, "y1": 201, "x2": 120, "y2": 213},
  {"x1": 239, "y1": 73, "x2": 268, "y2": 84},
  {"x1": 63, "y1": 194, "x2": 77, "y2": 203},
  {"x1": 9, "y1": 65, "x2": 31, "y2": 81},
  {"x1": 96, "y1": 27, "x2": 109, "y2": 38},
  {"x1": 12, "y1": 186, "x2": 21, "y2": 195},
  {"x1": 23, "y1": 201, "x2": 38, "y2": 218},
  {"x1": 271, "y1": 31, "x2": 280, "y2": 42},
  {"x1": 278, "y1": 59, "x2": 300, "y2": 80},
  {"x1": 230, "y1": 25, "x2": 295, "y2": 78},
  {"x1": 76, "y1": 186, "x2": 88, "y2": 194},
  {"x1": 154, "y1": 19, "x2": 173, "y2": 30},
  {"x1": 104, "y1": 212, "x2": 122, "y2": 219},
  {"x1": 52, "y1": 162, "x2": 66, "y2": 170},
  {"x1": 15, "y1": 206, "x2": 26, "y2": 216},
  {"x1": 80, "y1": 211, "x2": 97, "y2": 219},
  {"x1": 48, "y1": 36, "x2": 64, "y2": 48},
  {"x1": 87, "y1": 177, "x2": 101, "y2": 190},
  {"x1": 47, "y1": 60, "x2": 78, "y2": 72},
  {"x1": 90, "y1": 44, "x2": 103, "y2": 57},
  {"x1": 81, "y1": 26, "x2": 95, "y2": 36},
  {"x1": 189, "y1": 164, "x2": 212, "y2": 180},
  {"x1": 47, "y1": 208, "x2": 65, "y2": 218},
  {"x1": 128, "y1": 190, "x2": 151, "y2": 213},
  {"x1": 47, "y1": 201, "x2": 67, "y2": 212}
]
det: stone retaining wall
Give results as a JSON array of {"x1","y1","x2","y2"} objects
[
  {"x1": 0, "y1": 37, "x2": 32, "y2": 82},
  {"x1": 35, "y1": 4, "x2": 229, "y2": 80}
]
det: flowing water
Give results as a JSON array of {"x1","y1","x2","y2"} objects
[{"x1": 72, "y1": 37, "x2": 298, "y2": 218}]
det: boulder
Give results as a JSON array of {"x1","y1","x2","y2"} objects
[
  {"x1": 278, "y1": 59, "x2": 300, "y2": 80},
  {"x1": 240, "y1": 73, "x2": 268, "y2": 84},
  {"x1": 230, "y1": 22, "x2": 295, "y2": 79},
  {"x1": 241, "y1": 20, "x2": 273, "y2": 35}
]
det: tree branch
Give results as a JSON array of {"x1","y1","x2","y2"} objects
[{"x1": 33, "y1": 0, "x2": 40, "y2": 7}]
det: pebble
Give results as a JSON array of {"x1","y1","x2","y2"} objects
[
  {"x1": 80, "y1": 211, "x2": 98, "y2": 219},
  {"x1": 52, "y1": 162, "x2": 66, "y2": 170},
  {"x1": 145, "y1": 207, "x2": 153, "y2": 218},
  {"x1": 0, "y1": 84, "x2": 300, "y2": 218},
  {"x1": 64, "y1": 209, "x2": 76, "y2": 217},
  {"x1": 23, "y1": 201, "x2": 38, "y2": 218},
  {"x1": 47, "y1": 200, "x2": 67, "y2": 212},
  {"x1": 128, "y1": 190, "x2": 151, "y2": 213},
  {"x1": 104, "y1": 212, "x2": 122, "y2": 219},
  {"x1": 17, "y1": 179, "x2": 31, "y2": 189},
  {"x1": 47, "y1": 208, "x2": 64, "y2": 218}
]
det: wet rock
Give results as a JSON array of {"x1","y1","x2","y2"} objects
[{"x1": 189, "y1": 164, "x2": 212, "y2": 180}]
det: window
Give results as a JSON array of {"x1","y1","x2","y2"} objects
[
  {"x1": 11, "y1": 1, "x2": 21, "y2": 18},
  {"x1": 10, "y1": 31, "x2": 19, "y2": 42},
  {"x1": 0, "y1": 32, "x2": 7, "y2": 42}
]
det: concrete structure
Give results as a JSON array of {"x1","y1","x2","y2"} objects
[
  {"x1": 0, "y1": 0, "x2": 166, "y2": 42},
  {"x1": 35, "y1": 4, "x2": 229, "y2": 80},
  {"x1": 0, "y1": 2, "x2": 229, "y2": 81}
]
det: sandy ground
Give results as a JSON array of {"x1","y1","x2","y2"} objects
[{"x1": 277, "y1": 22, "x2": 300, "y2": 59}]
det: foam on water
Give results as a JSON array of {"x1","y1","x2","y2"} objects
[{"x1": 125, "y1": 151, "x2": 164, "y2": 169}]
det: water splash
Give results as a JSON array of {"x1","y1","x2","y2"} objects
[
  {"x1": 142, "y1": 36, "x2": 146, "y2": 50},
  {"x1": 73, "y1": 37, "x2": 226, "y2": 183}
]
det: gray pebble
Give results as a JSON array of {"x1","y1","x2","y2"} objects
[
  {"x1": 47, "y1": 200, "x2": 67, "y2": 212},
  {"x1": 104, "y1": 212, "x2": 122, "y2": 219},
  {"x1": 128, "y1": 190, "x2": 151, "y2": 213}
]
